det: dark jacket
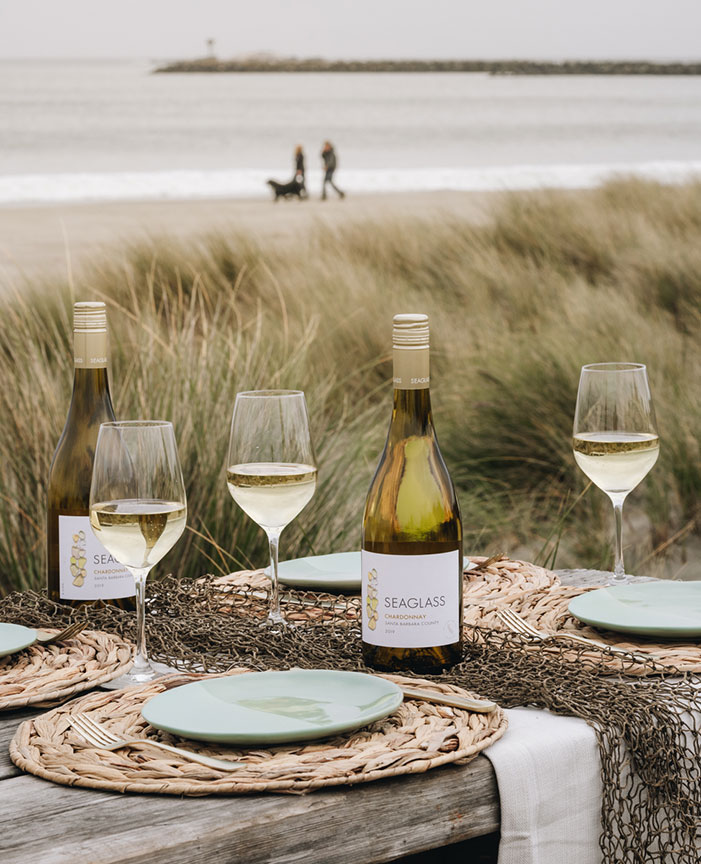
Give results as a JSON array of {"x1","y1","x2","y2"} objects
[{"x1": 322, "y1": 147, "x2": 337, "y2": 172}]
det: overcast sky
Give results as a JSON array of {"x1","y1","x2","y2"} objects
[{"x1": 1, "y1": 0, "x2": 700, "y2": 61}]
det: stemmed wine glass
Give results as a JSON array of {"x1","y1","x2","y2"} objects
[
  {"x1": 90, "y1": 421, "x2": 187, "y2": 685},
  {"x1": 227, "y1": 391, "x2": 317, "y2": 627},
  {"x1": 573, "y1": 363, "x2": 659, "y2": 584}
]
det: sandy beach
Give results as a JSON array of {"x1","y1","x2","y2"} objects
[{"x1": 0, "y1": 191, "x2": 496, "y2": 288}]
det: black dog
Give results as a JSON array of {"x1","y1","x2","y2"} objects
[{"x1": 266, "y1": 178, "x2": 306, "y2": 201}]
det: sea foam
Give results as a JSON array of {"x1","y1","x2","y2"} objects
[{"x1": 1, "y1": 162, "x2": 700, "y2": 205}]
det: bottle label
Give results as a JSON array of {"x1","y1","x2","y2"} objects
[
  {"x1": 393, "y1": 347, "x2": 429, "y2": 390},
  {"x1": 58, "y1": 515, "x2": 134, "y2": 600},
  {"x1": 361, "y1": 550, "x2": 460, "y2": 648},
  {"x1": 74, "y1": 332, "x2": 108, "y2": 369}
]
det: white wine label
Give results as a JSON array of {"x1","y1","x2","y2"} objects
[
  {"x1": 58, "y1": 515, "x2": 134, "y2": 600},
  {"x1": 361, "y1": 550, "x2": 460, "y2": 648}
]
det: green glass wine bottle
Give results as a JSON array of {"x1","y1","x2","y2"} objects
[
  {"x1": 46, "y1": 302, "x2": 135, "y2": 609},
  {"x1": 361, "y1": 313, "x2": 463, "y2": 673}
]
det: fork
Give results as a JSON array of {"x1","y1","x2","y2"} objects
[
  {"x1": 400, "y1": 685, "x2": 497, "y2": 713},
  {"x1": 34, "y1": 620, "x2": 87, "y2": 647},
  {"x1": 496, "y1": 607, "x2": 659, "y2": 664},
  {"x1": 470, "y1": 552, "x2": 507, "y2": 572},
  {"x1": 68, "y1": 712, "x2": 245, "y2": 772}
]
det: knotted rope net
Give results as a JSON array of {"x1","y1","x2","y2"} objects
[{"x1": 2, "y1": 575, "x2": 700, "y2": 863}]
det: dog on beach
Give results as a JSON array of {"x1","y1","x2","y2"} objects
[{"x1": 266, "y1": 178, "x2": 306, "y2": 201}]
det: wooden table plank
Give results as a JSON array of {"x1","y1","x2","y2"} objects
[{"x1": 0, "y1": 754, "x2": 498, "y2": 864}]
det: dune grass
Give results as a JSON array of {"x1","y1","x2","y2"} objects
[{"x1": 1, "y1": 178, "x2": 699, "y2": 594}]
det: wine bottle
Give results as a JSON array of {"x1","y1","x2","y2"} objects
[
  {"x1": 47, "y1": 301, "x2": 135, "y2": 608},
  {"x1": 361, "y1": 313, "x2": 463, "y2": 673}
]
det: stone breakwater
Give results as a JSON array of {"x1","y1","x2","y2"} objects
[{"x1": 154, "y1": 58, "x2": 701, "y2": 75}]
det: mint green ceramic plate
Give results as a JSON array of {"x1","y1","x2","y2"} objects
[
  {"x1": 274, "y1": 551, "x2": 477, "y2": 593},
  {"x1": 0, "y1": 622, "x2": 37, "y2": 658},
  {"x1": 141, "y1": 670, "x2": 404, "y2": 745},
  {"x1": 276, "y1": 551, "x2": 361, "y2": 592},
  {"x1": 568, "y1": 581, "x2": 701, "y2": 638}
]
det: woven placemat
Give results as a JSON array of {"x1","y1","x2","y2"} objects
[
  {"x1": 211, "y1": 569, "x2": 361, "y2": 624},
  {"x1": 464, "y1": 555, "x2": 560, "y2": 600},
  {"x1": 213, "y1": 556, "x2": 560, "y2": 623},
  {"x1": 10, "y1": 669, "x2": 507, "y2": 796},
  {"x1": 0, "y1": 629, "x2": 133, "y2": 710},
  {"x1": 464, "y1": 582, "x2": 701, "y2": 675}
]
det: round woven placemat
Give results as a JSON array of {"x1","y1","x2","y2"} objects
[
  {"x1": 464, "y1": 555, "x2": 560, "y2": 601},
  {"x1": 211, "y1": 569, "x2": 361, "y2": 624},
  {"x1": 0, "y1": 629, "x2": 133, "y2": 710},
  {"x1": 213, "y1": 555, "x2": 560, "y2": 623},
  {"x1": 10, "y1": 669, "x2": 506, "y2": 796},
  {"x1": 464, "y1": 582, "x2": 701, "y2": 675}
]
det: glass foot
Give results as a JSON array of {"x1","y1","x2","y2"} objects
[
  {"x1": 101, "y1": 659, "x2": 181, "y2": 690},
  {"x1": 606, "y1": 571, "x2": 634, "y2": 586},
  {"x1": 259, "y1": 610, "x2": 292, "y2": 634}
]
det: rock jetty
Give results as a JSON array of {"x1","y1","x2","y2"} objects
[{"x1": 154, "y1": 57, "x2": 701, "y2": 75}]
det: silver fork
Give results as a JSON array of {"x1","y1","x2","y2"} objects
[
  {"x1": 496, "y1": 608, "x2": 659, "y2": 664},
  {"x1": 35, "y1": 620, "x2": 87, "y2": 646},
  {"x1": 68, "y1": 712, "x2": 244, "y2": 772}
]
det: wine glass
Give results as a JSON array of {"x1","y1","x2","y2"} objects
[
  {"x1": 90, "y1": 421, "x2": 187, "y2": 685},
  {"x1": 227, "y1": 390, "x2": 317, "y2": 627},
  {"x1": 573, "y1": 363, "x2": 659, "y2": 584}
]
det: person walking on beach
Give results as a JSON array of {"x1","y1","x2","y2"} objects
[
  {"x1": 321, "y1": 141, "x2": 345, "y2": 200},
  {"x1": 294, "y1": 145, "x2": 307, "y2": 197}
]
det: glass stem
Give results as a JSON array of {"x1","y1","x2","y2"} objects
[
  {"x1": 267, "y1": 528, "x2": 283, "y2": 624},
  {"x1": 610, "y1": 495, "x2": 627, "y2": 583},
  {"x1": 130, "y1": 567, "x2": 151, "y2": 671}
]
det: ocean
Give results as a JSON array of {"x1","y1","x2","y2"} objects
[{"x1": 1, "y1": 58, "x2": 701, "y2": 204}]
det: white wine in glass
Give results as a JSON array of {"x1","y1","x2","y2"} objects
[
  {"x1": 226, "y1": 463, "x2": 317, "y2": 532},
  {"x1": 89, "y1": 500, "x2": 187, "y2": 569},
  {"x1": 573, "y1": 363, "x2": 659, "y2": 584},
  {"x1": 227, "y1": 391, "x2": 317, "y2": 626},
  {"x1": 90, "y1": 421, "x2": 187, "y2": 685}
]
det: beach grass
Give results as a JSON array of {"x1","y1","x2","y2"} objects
[{"x1": 1, "y1": 178, "x2": 699, "y2": 594}]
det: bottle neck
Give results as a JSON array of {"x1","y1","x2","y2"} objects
[
  {"x1": 68, "y1": 327, "x2": 114, "y2": 418},
  {"x1": 389, "y1": 388, "x2": 434, "y2": 440},
  {"x1": 389, "y1": 345, "x2": 433, "y2": 440},
  {"x1": 67, "y1": 367, "x2": 115, "y2": 418}
]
